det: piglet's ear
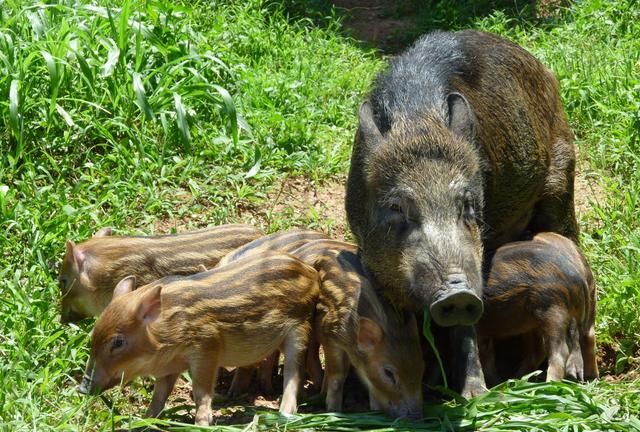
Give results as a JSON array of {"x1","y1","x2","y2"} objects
[
  {"x1": 93, "y1": 227, "x2": 113, "y2": 237},
  {"x1": 67, "y1": 240, "x2": 86, "y2": 272},
  {"x1": 136, "y1": 285, "x2": 162, "y2": 326},
  {"x1": 197, "y1": 264, "x2": 208, "y2": 272},
  {"x1": 357, "y1": 317, "x2": 384, "y2": 353},
  {"x1": 113, "y1": 275, "x2": 136, "y2": 298}
]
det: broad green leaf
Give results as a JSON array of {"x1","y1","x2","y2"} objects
[
  {"x1": 213, "y1": 84, "x2": 238, "y2": 146},
  {"x1": 55, "y1": 104, "x2": 75, "y2": 127},
  {"x1": 101, "y1": 40, "x2": 120, "y2": 77},
  {"x1": 245, "y1": 147, "x2": 262, "y2": 179}
]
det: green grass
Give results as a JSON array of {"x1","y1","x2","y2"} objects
[{"x1": 1, "y1": 0, "x2": 639, "y2": 430}]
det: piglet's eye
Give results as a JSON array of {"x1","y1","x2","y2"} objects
[
  {"x1": 382, "y1": 366, "x2": 397, "y2": 386},
  {"x1": 111, "y1": 335, "x2": 126, "y2": 352}
]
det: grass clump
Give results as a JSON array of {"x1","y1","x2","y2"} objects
[{"x1": 0, "y1": 0, "x2": 375, "y2": 429}]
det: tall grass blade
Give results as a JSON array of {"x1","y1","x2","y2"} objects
[
  {"x1": 132, "y1": 73, "x2": 153, "y2": 120},
  {"x1": 173, "y1": 92, "x2": 191, "y2": 150},
  {"x1": 8, "y1": 79, "x2": 23, "y2": 162},
  {"x1": 423, "y1": 310, "x2": 448, "y2": 389},
  {"x1": 213, "y1": 84, "x2": 238, "y2": 146}
]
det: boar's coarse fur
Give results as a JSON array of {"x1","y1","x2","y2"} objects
[{"x1": 346, "y1": 30, "x2": 579, "y2": 397}]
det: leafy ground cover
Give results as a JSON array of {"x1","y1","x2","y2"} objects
[{"x1": 1, "y1": 0, "x2": 639, "y2": 430}]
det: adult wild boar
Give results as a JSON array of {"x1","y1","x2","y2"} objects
[{"x1": 345, "y1": 30, "x2": 578, "y2": 396}]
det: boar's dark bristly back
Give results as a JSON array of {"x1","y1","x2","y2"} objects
[{"x1": 370, "y1": 31, "x2": 478, "y2": 134}]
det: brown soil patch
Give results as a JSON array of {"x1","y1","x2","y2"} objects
[
  {"x1": 238, "y1": 176, "x2": 351, "y2": 241},
  {"x1": 155, "y1": 365, "x2": 369, "y2": 426},
  {"x1": 574, "y1": 160, "x2": 606, "y2": 219},
  {"x1": 330, "y1": 0, "x2": 413, "y2": 51}
]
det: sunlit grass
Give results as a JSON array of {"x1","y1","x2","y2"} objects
[{"x1": 1, "y1": 0, "x2": 639, "y2": 430}]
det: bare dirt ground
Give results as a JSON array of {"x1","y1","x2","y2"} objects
[{"x1": 330, "y1": 0, "x2": 414, "y2": 51}]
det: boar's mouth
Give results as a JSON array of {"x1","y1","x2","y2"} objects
[{"x1": 429, "y1": 286, "x2": 483, "y2": 327}]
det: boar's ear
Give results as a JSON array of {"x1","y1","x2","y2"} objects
[
  {"x1": 113, "y1": 276, "x2": 136, "y2": 298},
  {"x1": 93, "y1": 227, "x2": 113, "y2": 237},
  {"x1": 358, "y1": 101, "x2": 383, "y2": 148},
  {"x1": 357, "y1": 317, "x2": 384, "y2": 353},
  {"x1": 66, "y1": 240, "x2": 86, "y2": 272},
  {"x1": 197, "y1": 264, "x2": 207, "y2": 272},
  {"x1": 136, "y1": 285, "x2": 162, "y2": 326},
  {"x1": 446, "y1": 92, "x2": 476, "y2": 142}
]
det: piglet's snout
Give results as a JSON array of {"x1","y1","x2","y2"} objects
[{"x1": 77, "y1": 367, "x2": 94, "y2": 395}]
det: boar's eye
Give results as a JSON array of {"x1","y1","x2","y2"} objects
[
  {"x1": 111, "y1": 334, "x2": 126, "y2": 352},
  {"x1": 461, "y1": 192, "x2": 475, "y2": 221},
  {"x1": 382, "y1": 366, "x2": 398, "y2": 386},
  {"x1": 390, "y1": 203, "x2": 403, "y2": 213}
]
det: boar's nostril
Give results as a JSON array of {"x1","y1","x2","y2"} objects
[{"x1": 430, "y1": 289, "x2": 483, "y2": 327}]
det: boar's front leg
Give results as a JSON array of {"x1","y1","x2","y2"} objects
[
  {"x1": 191, "y1": 355, "x2": 219, "y2": 426},
  {"x1": 147, "y1": 373, "x2": 180, "y2": 418},
  {"x1": 450, "y1": 326, "x2": 486, "y2": 398}
]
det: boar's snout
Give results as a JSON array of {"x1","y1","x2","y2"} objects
[{"x1": 430, "y1": 276, "x2": 483, "y2": 326}]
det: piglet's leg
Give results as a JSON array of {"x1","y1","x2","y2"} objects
[
  {"x1": 306, "y1": 333, "x2": 324, "y2": 393},
  {"x1": 228, "y1": 367, "x2": 254, "y2": 397},
  {"x1": 280, "y1": 323, "x2": 311, "y2": 414},
  {"x1": 477, "y1": 338, "x2": 499, "y2": 388},
  {"x1": 513, "y1": 331, "x2": 546, "y2": 379},
  {"x1": 565, "y1": 320, "x2": 584, "y2": 381},
  {"x1": 544, "y1": 309, "x2": 570, "y2": 381},
  {"x1": 147, "y1": 373, "x2": 180, "y2": 418},
  {"x1": 322, "y1": 342, "x2": 349, "y2": 412},
  {"x1": 258, "y1": 351, "x2": 280, "y2": 394},
  {"x1": 581, "y1": 324, "x2": 599, "y2": 380},
  {"x1": 191, "y1": 356, "x2": 219, "y2": 426}
]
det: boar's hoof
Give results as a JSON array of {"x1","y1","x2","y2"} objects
[
  {"x1": 461, "y1": 378, "x2": 487, "y2": 399},
  {"x1": 430, "y1": 289, "x2": 483, "y2": 327}
]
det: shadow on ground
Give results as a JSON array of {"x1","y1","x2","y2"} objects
[{"x1": 272, "y1": 0, "x2": 571, "y2": 52}]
